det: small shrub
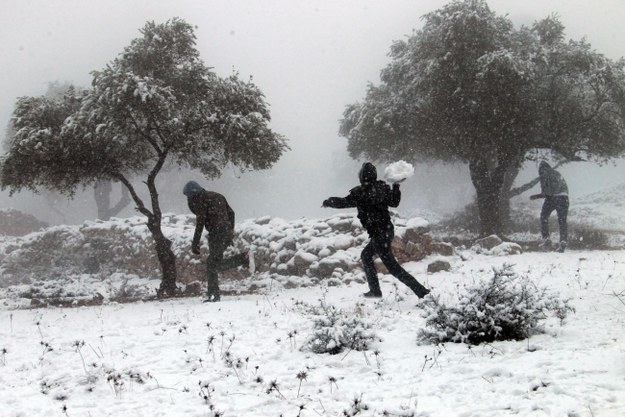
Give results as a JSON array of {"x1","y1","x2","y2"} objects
[
  {"x1": 568, "y1": 223, "x2": 609, "y2": 249},
  {"x1": 0, "y1": 208, "x2": 48, "y2": 236},
  {"x1": 301, "y1": 302, "x2": 378, "y2": 355},
  {"x1": 417, "y1": 264, "x2": 573, "y2": 345},
  {"x1": 436, "y1": 202, "x2": 480, "y2": 235}
]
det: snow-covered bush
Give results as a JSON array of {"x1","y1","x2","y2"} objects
[
  {"x1": 300, "y1": 302, "x2": 378, "y2": 355},
  {"x1": 0, "y1": 209, "x2": 48, "y2": 236},
  {"x1": 417, "y1": 264, "x2": 573, "y2": 345}
]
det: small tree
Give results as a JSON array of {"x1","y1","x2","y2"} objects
[
  {"x1": 340, "y1": 0, "x2": 625, "y2": 236},
  {"x1": 0, "y1": 18, "x2": 288, "y2": 296}
]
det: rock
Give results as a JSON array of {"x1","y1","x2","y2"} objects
[
  {"x1": 183, "y1": 281, "x2": 203, "y2": 296},
  {"x1": 293, "y1": 251, "x2": 318, "y2": 270},
  {"x1": 427, "y1": 260, "x2": 451, "y2": 273},
  {"x1": 475, "y1": 235, "x2": 503, "y2": 250},
  {"x1": 432, "y1": 242, "x2": 454, "y2": 257},
  {"x1": 404, "y1": 226, "x2": 429, "y2": 243},
  {"x1": 310, "y1": 258, "x2": 349, "y2": 278},
  {"x1": 255, "y1": 216, "x2": 272, "y2": 225},
  {"x1": 393, "y1": 233, "x2": 433, "y2": 263},
  {"x1": 327, "y1": 218, "x2": 354, "y2": 233},
  {"x1": 491, "y1": 242, "x2": 523, "y2": 256},
  {"x1": 333, "y1": 236, "x2": 354, "y2": 250}
]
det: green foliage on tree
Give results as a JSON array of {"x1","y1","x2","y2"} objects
[
  {"x1": 0, "y1": 18, "x2": 288, "y2": 296},
  {"x1": 340, "y1": 0, "x2": 625, "y2": 236}
]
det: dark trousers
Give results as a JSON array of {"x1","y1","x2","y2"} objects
[
  {"x1": 206, "y1": 229, "x2": 247, "y2": 298},
  {"x1": 361, "y1": 225, "x2": 428, "y2": 297},
  {"x1": 540, "y1": 196, "x2": 569, "y2": 243}
]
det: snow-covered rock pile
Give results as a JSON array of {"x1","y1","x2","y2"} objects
[
  {"x1": 0, "y1": 214, "x2": 200, "y2": 306},
  {"x1": 0, "y1": 212, "x2": 447, "y2": 306},
  {"x1": 0, "y1": 214, "x2": 198, "y2": 287},
  {"x1": 235, "y1": 214, "x2": 439, "y2": 280}
]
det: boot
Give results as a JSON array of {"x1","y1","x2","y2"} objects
[
  {"x1": 363, "y1": 291, "x2": 382, "y2": 298},
  {"x1": 203, "y1": 293, "x2": 220, "y2": 303}
]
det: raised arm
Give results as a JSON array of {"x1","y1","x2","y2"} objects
[{"x1": 387, "y1": 183, "x2": 401, "y2": 207}]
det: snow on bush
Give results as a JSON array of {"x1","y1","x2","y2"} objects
[
  {"x1": 417, "y1": 264, "x2": 573, "y2": 345},
  {"x1": 383, "y1": 160, "x2": 414, "y2": 183},
  {"x1": 0, "y1": 208, "x2": 48, "y2": 236},
  {"x1": 299, "y1": 301, "x2": 379, "y2": 355}
]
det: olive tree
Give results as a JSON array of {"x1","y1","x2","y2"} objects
[
  {"x1": 0, "y1": 18, "x2": 288, "y2": 296},
  {"x1": 340, "y1": 0, "x2": 625, "y2": 236}
]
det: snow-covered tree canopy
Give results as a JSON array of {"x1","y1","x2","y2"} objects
[
  {"x1": 0, "y1": 17, "x2": 289, "y2": 297},
  {"x1": 0, "y1": 17, "x2": 288, "y2": 196},
  {"x1": 339, "y1": 0, "x2": 625, "y2": 236},
  {"x1": 0, "y1": 86, "x2": 88, "y2": 194},
  {"x1": 341, "y1": 1, "x2": 625, "y2": 165}
]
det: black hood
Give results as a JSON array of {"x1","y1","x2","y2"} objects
[
  {"x1": 359, "y1": 162, "x2": 377, "y2": 185},
  {"x1": 183, "y1": 180, "x2": 204, "y2": 197},
  {"x1": 539, "y1": 161, "x2": 552, "y2": 176}
]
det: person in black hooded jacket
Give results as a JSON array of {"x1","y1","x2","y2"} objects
[
  {"x1": 322, "y1": 162, "x2": 430, "y2": 299},
  {"x1": 183, "y1": 181, "x2": 249, "y2": 302}
]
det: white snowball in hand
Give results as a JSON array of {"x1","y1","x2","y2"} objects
[{"x1": 384, "y1": 160, "x2": 414, "y2": 183}]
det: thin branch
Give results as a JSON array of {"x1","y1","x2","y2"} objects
[
  {"x1": 144, "y1": 152, "x2": 168, "y2": 221},
  {"x1": 126, "y1": 111, "x2": 163, "y2": 157},
  {"x1": 114, "y1": 173, "x2": 152, "y2": 218}
]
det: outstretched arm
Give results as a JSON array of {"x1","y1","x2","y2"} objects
[{"x1": 322, "y1": 194, "x2": 356, "y2": 209}]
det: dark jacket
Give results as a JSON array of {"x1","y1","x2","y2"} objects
[
  {"x1": 323, "y1": 162, "x2": 400, "y2": 237},
  {"x1": 539, "y1": 161, "x2": 568, "y2": 197},
  {"x1": 183, "y1": 181, "x2": 235, "y2": 249}
]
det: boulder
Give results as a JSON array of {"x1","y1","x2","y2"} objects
[
  {"x1": 491, "y1": 242, "x2": 523, "y2": 256},
  {"x1": 475, "y1": 234, "x2": 503, "y2": 250},
  {"x1": 427, "y1": 260, "x2": 451, "y2": 273},
  {"x1": 432, "y1": 242, "x2": 454, "y2": 257}
]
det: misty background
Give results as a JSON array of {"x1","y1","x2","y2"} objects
[{"x1": 1, "y1": 0, "x2": 624, "y2": 225}]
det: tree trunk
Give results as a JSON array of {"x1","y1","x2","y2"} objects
[
  {"x1": 469, "y1": 158, "x2": 509, "y2": 237},
  {"x1": 498, "y1": 165, "x2": 517, "y2": 230},
  {"x1": 147, "y1": 218, "x2": 178, "y2": 298},
  {"x1": 116, "y1": 170, "x2": 178, "y2": 298},
  {"x1": 475, "y1": 184, "x2": 501, "y2": 237},
  {"x1": 94, "y1": 180, "x2": 132, "y2": 220}
]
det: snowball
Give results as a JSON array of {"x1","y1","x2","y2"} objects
[{"x1": 384, "y1": 160, "x2": 414, "y2": 183}]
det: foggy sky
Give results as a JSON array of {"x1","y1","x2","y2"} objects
[{"x1": 1, "y1": 0, "x2": 625, "y2": 224}]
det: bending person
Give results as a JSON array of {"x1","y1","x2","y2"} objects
[{"x1": 183, "y1": 181, "x2": 250, "y2": 302}]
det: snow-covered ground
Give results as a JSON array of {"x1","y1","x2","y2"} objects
[
  {"x1": 1, "y1": 182, "x2": 624, "y2": 416},
  {"x1": 1, "y1": 247, "x2": 624, "y2": 416}
]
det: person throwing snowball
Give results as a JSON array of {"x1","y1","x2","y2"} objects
[{"x1": 322, "y1": 162, "x2": 430, "y2": 299}]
